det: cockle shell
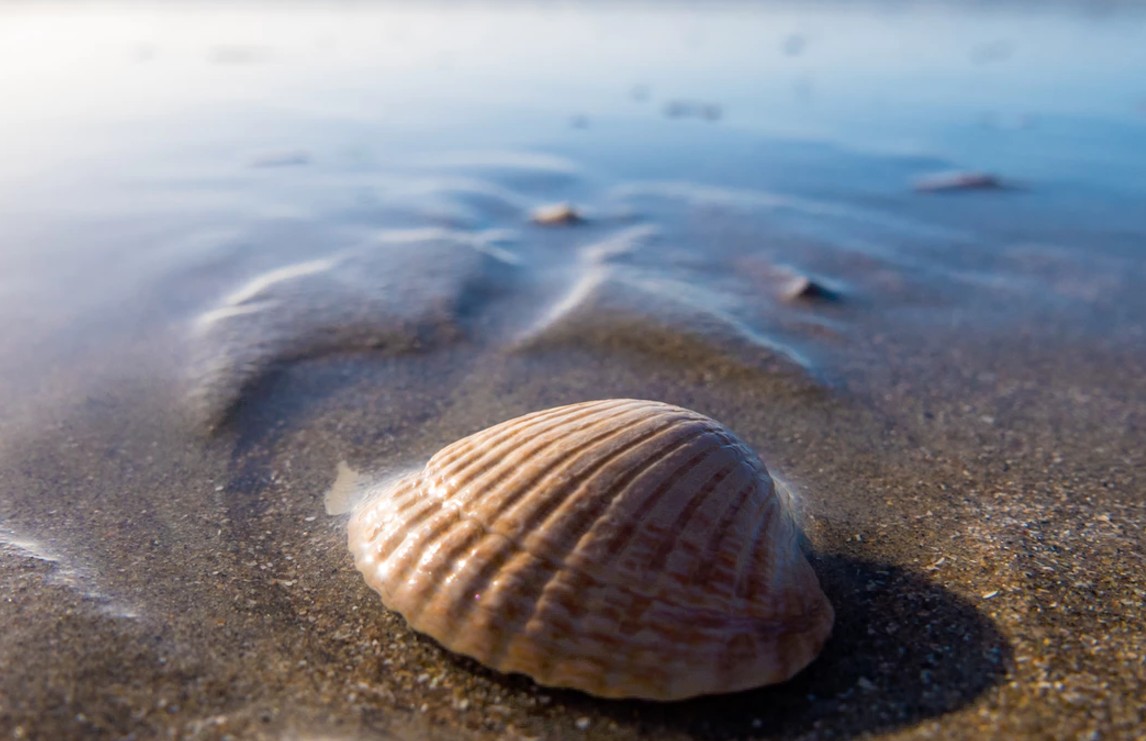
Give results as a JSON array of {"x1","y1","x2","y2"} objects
[{"x1": 347, "y1": 399, "x2": 833, "y2": 700}]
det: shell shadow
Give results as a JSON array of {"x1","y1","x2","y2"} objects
[{"x1": 533, "y1": 554, "x2": 1011, "y2": 738}]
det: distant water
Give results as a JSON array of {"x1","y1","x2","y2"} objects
[
  {"x1": 0, "y1": 3, "x2": 1144, "y2": 739},
  {"x1": 1, "y1": 2, "x2": 1143, "y2": 416}
]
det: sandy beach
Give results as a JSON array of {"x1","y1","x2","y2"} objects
[{"x1": 1, "y1": 3, "x2": 1144, "y2": 739}]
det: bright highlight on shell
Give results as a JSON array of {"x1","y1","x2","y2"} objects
[{"x1": 347, "y1": 399, "x2": 833, "y2": 700}]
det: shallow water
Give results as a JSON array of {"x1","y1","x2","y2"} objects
[{"x1": 1, "y1": 2, "x2": 1144, "y2": 739}]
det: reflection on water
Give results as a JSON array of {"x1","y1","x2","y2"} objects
[{"x1": 1, "y1": 2, "x2": 1144, "y2": 739}]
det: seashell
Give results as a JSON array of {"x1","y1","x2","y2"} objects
[{"x1": 347, "y1": 399, "x2": 833, "y2": 700}]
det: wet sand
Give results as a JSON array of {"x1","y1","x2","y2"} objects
[{"x1": 1, "y1": 3, "x2": 1145, "y2": 740}]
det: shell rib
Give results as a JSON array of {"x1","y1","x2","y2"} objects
[{"x1": 347, "y1": 399, "x2": 833, "y2": 700}]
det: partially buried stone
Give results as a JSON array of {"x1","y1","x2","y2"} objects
[
  {"x1": 784, "y1": 275, "x2": 839, "y2": 303},
  {"x1": 530, "y1": 202, "x2": 584, "y2": 226},
  {"x1": 913, "y1": 171, "x2": 1003, "y2": 193}
]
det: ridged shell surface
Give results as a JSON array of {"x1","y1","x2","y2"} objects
[{"x1": 347, "y1": 399, "x2": 833, "y2": 700}]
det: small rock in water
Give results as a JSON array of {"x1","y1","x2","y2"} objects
[
  {"x1": 784, "y1": 275, "x2": 839, "y2": 303},
  {"x1": 530, "y1": 202, "x2": 584, "y2": 226},
  {"x1": 913, "y1": 171, "x2": 1003, "y2": 193}
]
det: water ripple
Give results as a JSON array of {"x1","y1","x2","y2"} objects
[{"x1": 188, "y1": 228, "x2": 518, "y2": 428}]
